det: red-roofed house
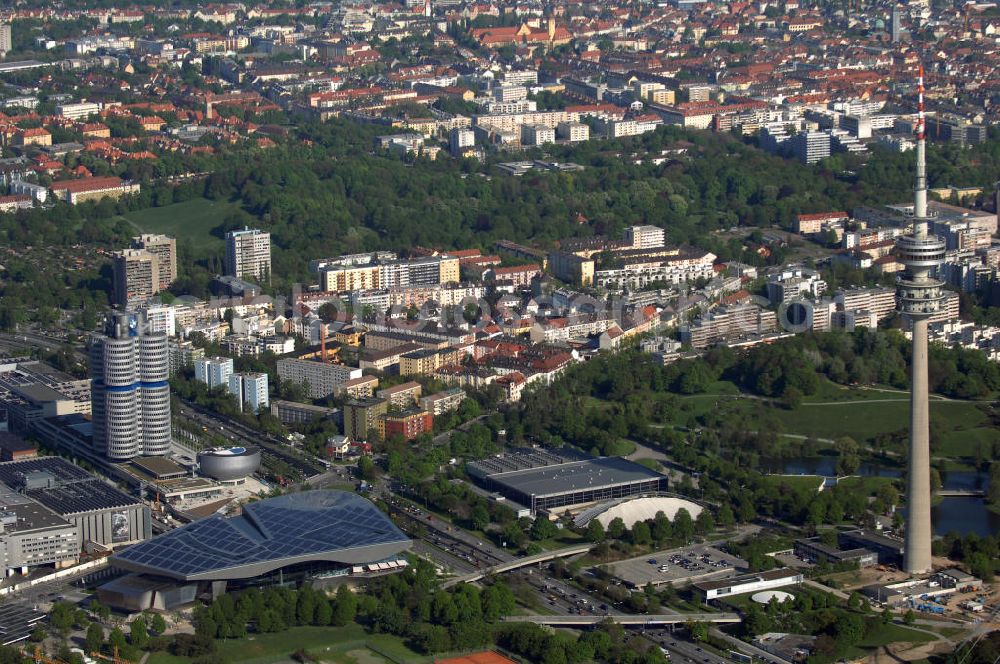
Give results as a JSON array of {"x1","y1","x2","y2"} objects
[
  {"x1": 15, "y1": 127, "x2": 51, "y2": 147},
  {"x1": 49, "y1": 176, "x2": 140, "y2": 205}
]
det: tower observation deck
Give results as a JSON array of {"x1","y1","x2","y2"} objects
[{"x1": 894, "y1": 65, "x2": 943, "y2": 575}]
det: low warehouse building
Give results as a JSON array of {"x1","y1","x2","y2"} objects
[
  {"x1": 467, "y1": 448, "x2": 667, "y2": 515},
  {"x1": 0, "y1": 457, "x2": 149, "y2": 547},
  {"x1": 794, "y1": 538, "x2": 877, "y2": 568},
  {"x1": 694, "y1": 568, "x2": 803, "y2": 602}
]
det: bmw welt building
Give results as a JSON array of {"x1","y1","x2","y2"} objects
[{"x1": 99, "y1": 490, "x2": 411, "y2": 610}]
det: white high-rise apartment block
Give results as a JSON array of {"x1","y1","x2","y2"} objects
[
  {"x1": 449, "y1": 128, "x2": 475, "y2": 156},
  {"x1": 276, "y1": 358, "x2": 362, "y2": 399},
  {"x1": 139, "y1": 304, "x2": 176, "y2": 337},
  {"x1": 225, "y1": 227, "x2": 271, "y2": 283},
  {"x1": 0, "y1": 24, "x2": 11, "y2": 54},
  {"x1": 90, "y1": 312, "x2": 171, "y2": 460},
  {"x1": 521, "y1": 124, "x2": 555, "y2": 146},
  {"x1": 556, "y1": 121, "x2": 589, "y2": 142},
  {"x1": 194, "y1": 356, "x2": 234, "y2": 390},
  {"x1": 229, "y1": 372, "x2": 269, "y2": 413},
  {"x1": 493, "y1": 85, "x2": 527, "y2": 103},
  {"x1": 624, "y1": 225, "x2": 666, "y2": 249},
  {"x1": 503, "y1": 70, "x2": 538, "y2": 86}
]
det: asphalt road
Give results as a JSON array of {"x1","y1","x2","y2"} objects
[
  {"x1": 384, "y1": 494, "x2": 618, "y2": 616},
  {"x1": 176, "y1": 400, "x2": 324, "y2": 477},
  {"x1": 0, "y1": 331, "x2": 87, "y2": 364},
  {"x1": 644, "y1": 629, "x2": 737, "y2": 664}
]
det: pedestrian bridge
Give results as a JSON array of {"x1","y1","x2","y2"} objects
[
  {"x1": 441, "y1": 543, "x2": 593, "y2": 588},
  {"x1": 502, "y1": 613, "x2": 742, "y2": 627}
]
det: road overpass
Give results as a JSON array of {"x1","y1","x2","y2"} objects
[
  {"x1": 441, "y1": 543, "x2": 593, "y2": 588},
  {"x1": 502, "y1": 613, "x2": 741, "y2": 627}
]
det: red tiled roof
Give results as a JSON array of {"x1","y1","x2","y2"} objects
[
  {"x1": 50, "y1": 175, "x2": 125, "y2": 193},
  {"x1": 797, "y1": 211, "x2": 848, "y2": 221}
]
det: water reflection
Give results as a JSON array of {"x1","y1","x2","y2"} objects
[
  {"x1": 763, "y1": 459, "x2": 997, "y2": 537},
  {"x1": 761, "y1": 456, "x2": 901, "y2": 478},
  {"x1": 931, "y1": 497, "x2": 1000, "y2": 538}
]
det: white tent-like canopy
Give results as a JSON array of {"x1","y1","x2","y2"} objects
[{"x1": 577, "y1": 496, "x2": 704, "y2": 530}]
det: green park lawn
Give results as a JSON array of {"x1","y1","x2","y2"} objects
[
  {"x1": 149, "y1": 625, "x2": 429, "y2": 664},
  {"x1": 935, "y1": 426, "x2": 999, "y2": 458},
  {"x1": 663, "y1": 378, "x2": 994, "y2": 465},
  {"x1": 774, "y1": 399, "x2": 987, "y2": 443},
  {"x1": 762, "y1": 474, "x2": 824, "y2": 493},
  {"x1": 808, "y1": 623, "x2": 937, "y2": 664},
  {"x1": 856, "y1": 623, "x2": 937, "y2": 648},
  {"x1": 534, "y1": 527, "x2": 588, "y2": 551},
  {"x1": 146, "y1": 653, "x2": 191, "y2": 664},
  {"x1": 120, "y1": 198, "x2": 241, "y2": 250},
  {"x1": 834, "y1": 476, "x2": 897, "y2": 494}
]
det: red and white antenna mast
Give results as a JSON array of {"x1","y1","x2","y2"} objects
[{"x1": 913, "y1": 65, "x2": 928, "y2": 228}]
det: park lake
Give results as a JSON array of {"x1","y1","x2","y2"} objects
[{"x1": 762, "y1": 457, "x2": 998, "y2": 537}]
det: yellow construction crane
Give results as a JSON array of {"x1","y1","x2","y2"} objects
[
  {"x1": 23, "y1": 645, "x2": 66, "y2": 664},
  {"x1": 90, "y1": 646, "x2": 133, "y2": 664}
]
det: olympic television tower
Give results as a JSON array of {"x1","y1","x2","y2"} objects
[{"x1": 894, "y1": 65, "x2": 945, "y2": 575}]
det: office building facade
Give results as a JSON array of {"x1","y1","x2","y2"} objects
[{"x1": 90, "y1": 312, "x2": 171, "y2": 460}]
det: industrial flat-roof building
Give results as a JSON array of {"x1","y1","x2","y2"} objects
[
  {"x1": 269, "y1": 399, "x2": 340, "y2": 425},
  {"x1": 102, "y1": 490, "x2": 410, "y2": 610},
  {"x1": 794, "y1": 538, "x2": 877, "y2": 568},
  {"x1": 0, "y1": 457, "x2": 150, "y2": 547},
  {"x1": 0, "y1": 603, "x2": 46, "y2": 646},
  {"x1": 467, "y1": 449, "x2": 667, "y2": 514},
  {"x1": 838, "y1": 530, "x2": 903, "y2": 567},
  {"x1": 0, "y1": 484, "x2": 80, "y2": 575},
  {"x1": 694, "y1": 568, "x2": 803, "y2": 602}
]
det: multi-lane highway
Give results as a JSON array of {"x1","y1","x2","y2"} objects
[
  {"x1": 505, "y1": 614, "x2": 741, "y2": 626},
  {"x1": 386, "y1": 499, "x2": 621, "y2": 617},
  {"x1": 442, "y1": 543, "x2": 594, "y2": 587},
  {"x1": 0, "y1": 331, "x2": 86, "y2": 361},
  {"x1": 644, "y1": 628, "x2": 743, "y2": 664}
]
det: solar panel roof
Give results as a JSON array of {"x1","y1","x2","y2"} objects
[
  {"x1": 111, "y1": 490, "x2": 411, "y2": 581},
  {"x1": 0, "y1": 457, "x2": 141, "y2": 514}
]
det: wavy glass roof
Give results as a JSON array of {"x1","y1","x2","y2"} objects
[{"x1": 112, "y1": 490, "x2": 410, "y2": 581}]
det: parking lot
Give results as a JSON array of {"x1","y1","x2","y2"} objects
[{"x1": 606, "y1": 544, "x2": 747, "y2": 588}]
